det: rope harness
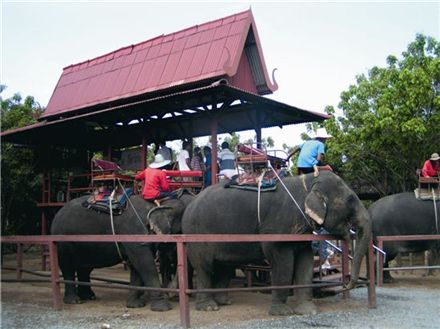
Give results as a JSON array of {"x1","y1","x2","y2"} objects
[
  {"x1": 264, "y1": 162, "x2": 384, "y2": 259},
  {"x1": 107, "y1": 179, "x2": 151, "y2": 261}
]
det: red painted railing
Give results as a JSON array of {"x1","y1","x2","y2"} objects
[
  {"x1": 1, "y1": 234, "x2": 376, "y2": 328},
  {"x1": 375, "y1": 234, "x2": 440, "y2": 286}
]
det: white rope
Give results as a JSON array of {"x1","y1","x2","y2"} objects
[
  {"x1": 257, "y1": 170, "x2": 266, "y2": 224},
  {"x1": 117, "y1": 179, "x2": 149, "y2": 233},
  {"x1": 267, "y1": 161, "x2": 313, "y2": 228},
  {"x1": 109, "y1": 188, "x2": 124, "y2": 260},
  {"x1": 432, "y1": 188, "x2": 439, "y2": 234}
]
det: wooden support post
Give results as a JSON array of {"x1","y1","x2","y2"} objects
[
  {"x1": 255, "y1": 126, "x2": 262, "y2": 148},
  {"x1": 107, "y1": 145, "x2": 112, "y2": 161},
  {"x1": 377, "y1": 239, "x2": 384, "y2": 286},
  {"x1": 41, "y1": 210, "x2": 48, "y2": 271},
  {"x1": 177, "y1": 241, "x2": 190, "y2": 329},
  {"x1": 16, "y1": 243, "x2": 23, "y2": 280},
  {"x1": 211, "y1": 117, "x2": 218, "y2": 185},
  {"x1": 341, "y1": 240, "x2": 350, "y2": 299},
  {"x1": 366, "y1": 237, "x2": 377, "y2": 308},
  {"x1": 141, "y1": 137, "x2": 147, "y2": 169}
]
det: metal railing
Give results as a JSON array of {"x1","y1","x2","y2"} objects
[
  {"x1": 1, "y1": 234, "x2": 376, "y2": 328},
  {"x1": 375, "y1": 234, "x2": 440, "y2": 286}
]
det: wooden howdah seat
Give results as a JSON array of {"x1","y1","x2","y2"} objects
[
  {"x1": 91, "y1": 158, "x2": 134, "y2": 191},
  {"x1": 415, "y1": 169, "x2": 440, "y2": 199},
  {"x1": 235, "y1": 143, "x2": 288, "y2": 172},
  {"x1": 163, "y1": 170, "x2": 203, "y2": 190}
]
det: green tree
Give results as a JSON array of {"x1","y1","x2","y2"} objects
[
  {"x1": 1, "y1": 86, "x2": 43, "y2": 235},
  {"x1": 324, "y1": 34, "x2": 440, "y2": 196}
]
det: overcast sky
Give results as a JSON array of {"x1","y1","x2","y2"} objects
[{"x1": 2, "y1": 1, "x2": 439, "y2": 149}]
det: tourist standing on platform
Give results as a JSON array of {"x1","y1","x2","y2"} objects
[
  {"x1": 203, "y1": 145, "x2": 212, "y2": 187},
  {"x1": 177, "y1": 140, "x2": 192, "y2": 171},
  {"x1": 218, "y1": 141, "x2": 236, "y2": 179}
]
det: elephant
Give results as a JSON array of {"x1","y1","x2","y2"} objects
[
  {"x1": 50, "y1": 191, "x2": 194, "y2": 310},
  {"x1": 181, "y1": 171, "x2": 372, "y2": 316},
  {"x1": 369, "y1": 192, "x2": 439, "y2": 282}
]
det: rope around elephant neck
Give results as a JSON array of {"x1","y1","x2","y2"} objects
[
  {"x1": 117, "y1": 179, "x2": 149, "y2": 234},
  {"x1": 267, "y1": 162, "x2": 314, "y2": 230},
  {"x1": 109, "y1": 188, "x2": 124, "y2": 261}
]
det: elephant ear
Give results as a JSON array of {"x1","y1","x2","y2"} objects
[{"x1": 304, "y1": 190, "x2": 327, "y2": 225}]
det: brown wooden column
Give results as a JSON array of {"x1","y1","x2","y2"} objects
[
  {"x1": 141, "y1": 136, "x2": 148, "y2": 169},
  {"x1": 256, "y1": 128, "x2": 262, "y2": 148},
  {"x1": 210, "y1": 116, "x2": 218, "y2": 185},
  {"x1": 107, "y1": 145, "x2": 112, "y2": 161}
]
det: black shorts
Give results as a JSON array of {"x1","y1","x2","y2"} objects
[{"x1": 297, "y1": 167, "x2": 314, "y2": 175}]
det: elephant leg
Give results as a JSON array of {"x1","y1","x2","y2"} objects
[
  {"x1": 127, "y1": 266, "x2": 147, "y2": 308},
  {"x1": 58, "y1": 245, "x2": 81, "y2": 304},
  {"x1": 187, "y1": 244, "x2": 218, "y2": 311},
  {"x1": 263, "y1": 242, "x2": 294, "y2": 316},
  {"x1": 292, "y1": 244, "x2": 318, "y2": 315},
  {"x1": 77, "y1": 268, "x2": 96, "y2": 300},
  {"x1": 193, "y1": 262, "x2": 219, "y2": 311},
  {"x1": 126, "y1": 244, "x2": 171, "y2": 311},
  {"x1": 213, "y1": 264, "x2": 234, "y2": 306}
]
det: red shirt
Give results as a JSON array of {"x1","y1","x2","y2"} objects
[
  {"x1": 421, "y1": 160, "x2": 440, "y2": 177},
  {"x1": 135, "y1": 168, "x2": 170, "y2": 200}
]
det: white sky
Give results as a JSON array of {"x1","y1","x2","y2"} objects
[{"x1": 1, "y1": 1, "x2": 439, "y2": 150}]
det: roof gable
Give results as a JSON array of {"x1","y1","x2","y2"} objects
[{"x1": 43, "y1": 9, "x2": 277, "y2": 119}]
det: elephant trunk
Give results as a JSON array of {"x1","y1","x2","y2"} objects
[{"x1": 347, "y1": 207, "x2": 372, "y2": 289}]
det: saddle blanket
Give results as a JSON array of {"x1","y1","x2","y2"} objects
[
  {"x1": 225, "y1": 171, "x2": 278, "y2": 192},
  {"x1": 83, "y1": 188, "x2": 133, "y2": 215}
]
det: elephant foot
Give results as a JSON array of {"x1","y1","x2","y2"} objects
[
  {"x1": 383, "y1": 274, "x2": 395, "y2": 284},
  {"x1": 126, "y1": 298, "x2": 146, "y2": 308},
  {"x1": 293, "y1": 301, "x2": 318, "y2": 315},
  {"x1": 63, "y1": 295, "x2": 83, "y2": 304},
  {"x1": 78, "y1": 290, "x2": 96, "y2": 301},
  {"x1": 196, "y1": 299, "x2": 219, "y2": 311},
  {"x1": 150, "y1": 299, "x2": 172, "y2": 312},
  {"x1": 268, "y1": 303, "x2": 294, "y2": 316},
  {"x1": 214, "y1": 293, "x2": 232, "y2": 306}
]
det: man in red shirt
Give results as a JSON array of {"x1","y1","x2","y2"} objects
[
  {"x1": 135, "y1": 154, "x2": 177, "y2": 201},
  {"x1": 421, "y1": 152, "x2": 440, "y2": 177}
]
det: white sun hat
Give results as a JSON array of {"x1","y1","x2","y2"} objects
[
  {"x1": 313, "y1": 128, "x2": 332, "y2": 139},
  {"x1": 149, "y1": 154, "x2": 171, "y2": 169}
]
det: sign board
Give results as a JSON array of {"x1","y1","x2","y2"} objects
[{"x1": 120, "y1": 147, "x2": 142, "y2": 171}]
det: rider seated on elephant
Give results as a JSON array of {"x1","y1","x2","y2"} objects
[
  {"x1": 421, "y1": 152, "x2": 440, "y2": 177},
  {"x1": 135, "y1": 154, "x2": 177, "y2": 205},
  {"x1": 287, "y1": 136, "x2": 332, "y2": 177}
]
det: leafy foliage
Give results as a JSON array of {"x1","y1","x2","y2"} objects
[
  {"x1": 1, "y1": 86, "x2": 43, "y2": 235},
  {"x1": 324, "y1": 35, "x2": 440, "y2": 196}
]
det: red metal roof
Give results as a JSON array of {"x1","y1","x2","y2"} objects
[{"x1": 43, "y1": 9, "x2": 277, "y2": 119}]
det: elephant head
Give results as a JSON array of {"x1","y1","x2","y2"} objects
[
  {"x1": 304, "y1": 172, "x2": 372, "y2": 288},
  {"x1": 147, "y1": 192, "x2": 195, "y2": 235}
]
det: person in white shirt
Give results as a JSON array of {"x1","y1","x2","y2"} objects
[
  {"x1": 218, "y1": 141, "x2": 236, "y2": 179},
  {"x1": 177, "y1": 140, "x2": 191, "y2": 171}
]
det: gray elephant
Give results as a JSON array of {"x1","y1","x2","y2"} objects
[
  {"x1": 369, "y1": 192, "x2": 439, "y2": 282},
  {"x1": 51, "y1": 192, "x2": 193, "y2": 310},
  {"x1": 182, "y1": 171, "x2": 372, "y2": 315}
]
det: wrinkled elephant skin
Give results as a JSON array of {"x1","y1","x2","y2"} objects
[
  {"x1": 182, "y1": 171, "x2": 372, "y2": 315},
  {"x1": 369, "y1": 192, "x2": 439, "y2": 282},
  {"x1": 51, "y1": 194, "x2": 192, "y2": 310}
]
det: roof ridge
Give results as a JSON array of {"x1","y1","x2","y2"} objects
[{"x1": 63, "y1": 9, "x2": 251, "y2": 71}]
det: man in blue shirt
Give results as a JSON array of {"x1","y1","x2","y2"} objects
[{"x1": 288, "y1": 138, "x2": 326, "y2": 177}]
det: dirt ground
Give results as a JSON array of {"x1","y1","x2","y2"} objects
[{"x1": 1, "y1": 250, "x2": 439, "y2": 328}]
